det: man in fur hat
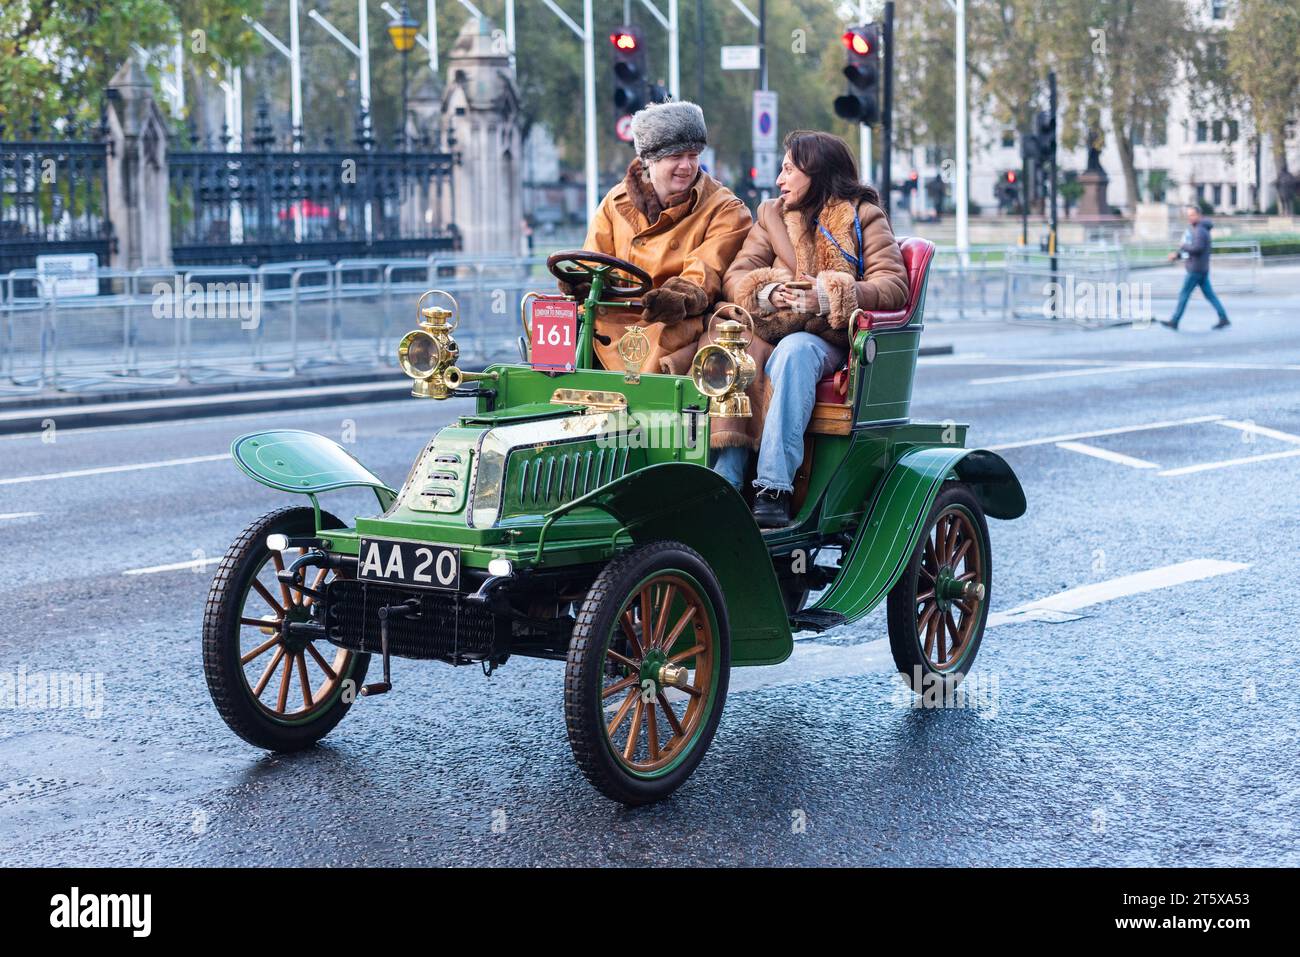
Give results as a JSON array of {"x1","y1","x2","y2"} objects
[
  {"x1": 563, "y1": 101, "x2": 767, "y2": 468},
  {"x1": 565, "y1": 102, "x2": 750, "y2": 373}
]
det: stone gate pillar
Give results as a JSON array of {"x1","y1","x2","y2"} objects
[
  {"x1": 105, "y1": 60, "x2": 172, "y2": 269},
  {"x1": 440, "y1": 19, "x2": 523, "y2": 257}
]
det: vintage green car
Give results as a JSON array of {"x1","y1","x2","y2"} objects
[{"x1": 202, "y1": 241, "x2": 1025, "y2": 804}]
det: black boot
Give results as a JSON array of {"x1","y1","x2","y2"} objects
[
  {"x1": 1213, "y1": 317, "x2": 1231, "y2": 329},
  {"x1": 1158, "y1": 319, "x2": 1179, "y2": 330},
  {"x1": 752, "y1": 488, "x2": 792, "y2": 528}
]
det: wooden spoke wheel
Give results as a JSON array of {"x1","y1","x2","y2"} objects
[
  {"x1": 565, "y1": 541, "x2": 729, "y2": 805},
  {"x1": 203, "y1": 506, "x2": 369, "y2": 751},
  {"x1": 887, "y1": 483, "x2": 991, "y2": 691}
]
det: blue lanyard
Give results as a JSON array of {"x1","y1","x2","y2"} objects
[{"x1": 814, "y1": 209, "x2": 864, "y2": 280}]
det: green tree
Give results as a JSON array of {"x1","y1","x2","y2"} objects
[
  {"x1": 1222, "y1": 0, "x2": 1300, "y2": 210},
  {"x1": 1049, "y1": 0, "x2": 1192, "y2": 210}
]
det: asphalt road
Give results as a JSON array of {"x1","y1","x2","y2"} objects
[{"x1": 2, "y1": 264, "x2": 1297, "y2": 866}]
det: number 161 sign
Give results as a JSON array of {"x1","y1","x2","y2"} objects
[{"x1": 529, "y1": 297, "x2": 579, "y2": 372}]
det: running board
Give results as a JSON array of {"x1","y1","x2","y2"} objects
[{"x1": 788, "y1": 609, "x2": 848, "y2": 633}]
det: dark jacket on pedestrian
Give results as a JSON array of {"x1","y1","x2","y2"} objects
[{"x1": 1179, "y1": 219, "x2": 1214, "y2": 273}]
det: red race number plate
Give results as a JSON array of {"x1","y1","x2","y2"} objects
[{"x1": 529, "y1": 298, "x2": 579, "y2": 372}]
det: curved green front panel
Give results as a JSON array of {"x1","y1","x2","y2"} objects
[
  {"x1": 545, "y1": 461, "x2": 793, "y2": 665},
  {"x1": 231, "y1": 429, "x2": 396, "y2": 508}
]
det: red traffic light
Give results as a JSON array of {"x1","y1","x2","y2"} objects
[
  {"x1": 842, "y1": 30, "x2": 871, "y2": 55},
  {"x1": 909, "y1": 170, "x2": 919, "y2": 181},
  {"x1": 1005, "y1": 171, "x2": 1017, "y2": 184},
  {"x1": 749, "y1": 167, "x2": 758, "y2": 180},
  {"x1": 610, "y1": 32, "x2": 637, "y2": 51}
]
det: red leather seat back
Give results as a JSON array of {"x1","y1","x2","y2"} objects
[
  {"x1": 814, "y1": 236, "x2": 935, "y2": 405},
  {"x1": 853, "y1": 236, "x2": 936, "y2": 330}
]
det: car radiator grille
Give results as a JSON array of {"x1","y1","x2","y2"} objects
[{"x1": 324, "y1": 579, "x2": 502, "y2": 663}]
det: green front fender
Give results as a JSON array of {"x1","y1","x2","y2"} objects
[
  {"x1": 808, "y1": 446, "x2": 1025, "y2": 626},
  {"x1": 542, "y1": 461, "x2": 793, "y2": 665},
  {"x1": 231, "y1": 429, "x2": 397, "y2": 512}
]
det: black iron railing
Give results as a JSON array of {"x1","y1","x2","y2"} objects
[
  {"x1": 169, "y1": 103, "x2": 460, "y2": 266},
  {"x1": 0, "y1": 113, "x2": 114, "y2": 274}
]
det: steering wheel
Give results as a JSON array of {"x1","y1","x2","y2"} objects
[{"x1": 546, "y1": 249, "x2": 652, "y2": 300}]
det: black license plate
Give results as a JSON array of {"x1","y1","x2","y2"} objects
[{"x1": 356, "y1": 538, "x2": 461, "y2": 591}]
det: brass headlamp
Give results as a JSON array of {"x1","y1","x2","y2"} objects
[
  {"x1": 398, "y1": 290, "x2": 498, "y2": 398},
  {"x1": 690, "y1": 304, "x2": 756, "y2": 418}
]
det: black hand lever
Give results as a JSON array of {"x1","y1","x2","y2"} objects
[{"x1": 361, "y1": 599, "x2": 421, "y2": 696}]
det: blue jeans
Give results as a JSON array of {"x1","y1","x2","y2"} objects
[
  {"x1": 711, "y1": 332, "x2": 848, "y2": 493},
  {"x1": 1170, "y1": 270, "x2": 1228, "y2": 325}
]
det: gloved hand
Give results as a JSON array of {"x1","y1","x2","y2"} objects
[
  {"x1": 557, "y1": 278, "x2": 592, "y2": 301},
  {"x1": 641, "y1": 276, "x2": 708, "y2": 324}
]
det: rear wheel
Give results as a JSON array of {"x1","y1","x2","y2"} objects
[
  {"x1": 565, "y1": 541, "x2": 729, "y2": 805},
  {"x1": 203, "y1": 506, "x2": 369, "y2": 751},
  {"x1": 886, "y1": 483, "x2": 991, "y2": 692}
]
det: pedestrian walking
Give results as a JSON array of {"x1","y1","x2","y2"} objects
[{"x1": 1160, "y1": 205, "x2": 1230, "y2": 330}]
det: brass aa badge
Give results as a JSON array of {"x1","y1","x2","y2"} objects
[{"x1": 617, "y1": 325, "x2": 650, "y2": 383}]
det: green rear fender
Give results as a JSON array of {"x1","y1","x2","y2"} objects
[
  {"x1": 231, "y1": 429, "x2": 397, "y2": 513},
  {"x1": 809, "y1": 446, "x2": 1025, "y2": 626},
  {"x1": 543, "y1": 462, "x2": 793, "y2": 666}
]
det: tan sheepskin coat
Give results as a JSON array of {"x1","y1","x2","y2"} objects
[{"x1": 723, "y1": 196, "x2": 909, "y2": 348}]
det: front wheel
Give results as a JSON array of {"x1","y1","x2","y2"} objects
[
  {"x1": 564, "y1": 540, "x2": 730, "y2": 805},
  {"x1": 886, "y1": 482, "x2": 991, "y2": 692},
  {"x1": 203, "y1": 506, "x2": 369, "y2": 751}
]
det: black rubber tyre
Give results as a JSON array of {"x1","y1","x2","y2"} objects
[
  {"x1": 203, "y1": 506, "x2": 369, "y2": 751},
  {"x1": 565, "y1": 540, "x2": 730, "y2": 805},
  {"x1": 886, "y1": 482, "x2": 991, "y2": 693}
]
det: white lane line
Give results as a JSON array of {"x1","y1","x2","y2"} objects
[
  {"x1": 971, "y1": 363, "x2": 1167, "y2": 385},
  {"x1": 0, "y1": 511, "x2": 41, "y2": 520},
  {"x1": 761, "y1": 560, "x2": 1249, "y2": 693},
  {"x1": 1055, "y1": 440, "x2": 1160, "y2": 469},
  {"x1": 987, "y1": 414, "x2": 1225, "y2": 451},
  {"x1": 124, "y1": 556, "x2": 223, "y2": 576},
  {"x1": 1214, "y1": 419, "x2": 1300, "y2": 445},
  {"x1": 0, "y1": 378, "x2": 412, "y2": 423},
  {"x1": 921, "y1": 355, "x2": 1300, "y2": 373},
  {"x1": 987, "y1": 559, "x2": 1249, "y2": 626},
  {"x1": 1158, "y1": 447, "x2": 1300, "y2": 477},
  {"x1": 0, "y1": 453, "x2": 227, "y2": 486}
]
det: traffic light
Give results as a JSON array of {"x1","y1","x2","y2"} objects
[
  {"x1": 1034, "y1": 108, "x2": 1056, "y2": 165},
  {"x1": 1020, "y1": 132, "x2": 1039, "y2": 163},
  {"x1": 833, "y1": 24, "x2": 881, "y2": 125},
  {"x1": 610, "y1": 27, "x2": 648, "y2": 125},
  {"x1": 996, "y1": 170, "x2": 1019, "y2": 210}
]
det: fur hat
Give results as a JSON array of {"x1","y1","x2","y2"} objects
[{"x1": 631, "y1": 101, "x2": 708, "y2": 163}]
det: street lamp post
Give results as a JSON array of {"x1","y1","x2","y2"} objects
[{"x1": 387, "y1": 1, "x2": 420, "y2": 150}]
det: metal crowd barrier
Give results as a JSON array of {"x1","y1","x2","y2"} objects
[
  {"x1": 0, "y1": 240, "x2": 1273, "y2": 394},
  {"x1": 0, "y1": 254, "x2": 556, "y2": 393}
]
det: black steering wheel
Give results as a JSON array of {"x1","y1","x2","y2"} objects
[{"x1": 546, "y1": 249, "x2": 652, "y2": 299}]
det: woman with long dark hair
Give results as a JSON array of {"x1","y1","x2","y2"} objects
[{"x1": 718, "y1": 130, "x2": 909, "y2": 527}]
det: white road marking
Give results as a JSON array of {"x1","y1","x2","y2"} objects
[
  {"x1": 987, "y1": 414, "x2": 1225, "y2": 451},
  {"x1": 0, "y1": 378, "x2": 412, "y2": 424},
  {"x1": 123, "y1": 556, "x2": 224, "y2": 576},
  {"x1": 971, "y1": 364, "x2": 1167, "y2": 385},
  {"x1": 920, "y1": 355, "x2": 1300, "y2": 373},
  {"x1": 766, "y1": 559, "x2": 1249, "y2": 693},
  {"x1": 1158, "y1": 447, "x2": 1300, "y2": 477},
  {"x1": 986, "y1": 559, "x2": 1249, "y2": 626},
  {"x1": 0, "y1": 453, "x2": 228, "y2": 486},
  {"x1": 0, "y1": 395, "x2": 426, "y2": 441},
  {"x1": 1214, "y1": 419, "x2": 1300, "y2": 445},
  {"x1": 1055, "y1": 440, "x2": 1160, "y2": 469},
  {"x1": 0, "y1": 511, "x2": 41, "y2": 520}
]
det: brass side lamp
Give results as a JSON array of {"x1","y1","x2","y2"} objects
[
  {"x1": 398, "y1": 290, "x2": 461, "y2": 399},
  {"x1": 690, "y1": 304, "x2": 756, "y2": 418}
]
